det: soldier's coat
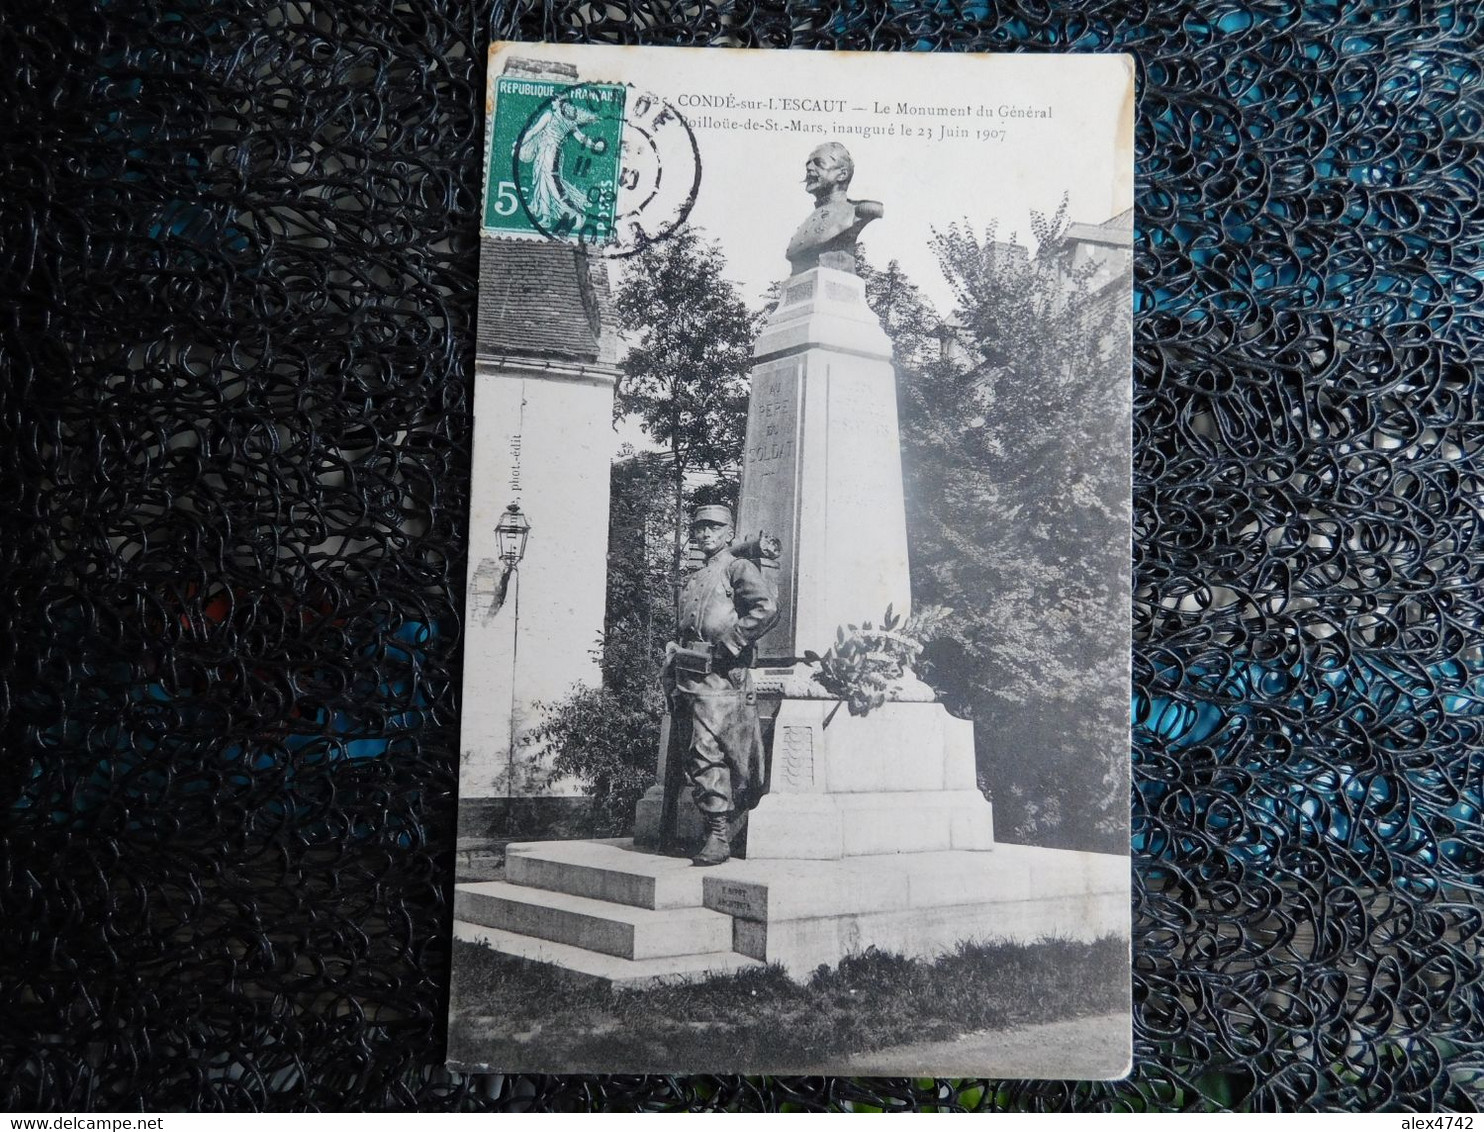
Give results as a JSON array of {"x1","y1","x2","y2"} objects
[{"x1": 670, "y1": 548, "x2": 779, "y2": 817}]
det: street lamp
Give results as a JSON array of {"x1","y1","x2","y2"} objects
[
  {"x1": 494, "y1": 501, "x2": 531, "y2": 801},
  {"x1": 495, "y1": 502, "x2": 531, "y2": 568}
]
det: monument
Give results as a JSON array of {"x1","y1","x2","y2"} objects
[
  {"x1": 452, "y1": 142, "x2": 1126, "y2": 986},
  {"x1": 735, "y1": 142, "x2": 996, "y2": 861}
]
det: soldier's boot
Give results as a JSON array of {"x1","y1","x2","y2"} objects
[{"x1": 692, "y1": 811, "x2": 731, "y2": 867}]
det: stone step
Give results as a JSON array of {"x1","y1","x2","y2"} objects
[
  {"x1": 699, "y1": 844, "x2": 1132, "y2": 976},
  {"x1": 506, "y1": 838, "x2": 709, "y2": 910},
  {"x1": 454, "y1": 880, "x2": 734, "y2": 960},
  {"x1": 453, "y1": 920, "x2": 764, "y2": 989},
  {"x1": 702, "y1": 844, "x2": 1129, "y2": 922}
]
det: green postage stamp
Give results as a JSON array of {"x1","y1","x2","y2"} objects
[
  {"x1": 484, "y1": 77, "x2": 627, "y2": 242},
  {"x1": 483, "y1": 64, "x2": 701, "y2": 255}
]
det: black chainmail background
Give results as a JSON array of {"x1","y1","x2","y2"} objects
[{"x1": 2, "y1": 0, "x2": 1481, "y2": 1113}]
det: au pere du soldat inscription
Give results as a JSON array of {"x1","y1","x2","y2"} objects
[{"x1": 739, "y1": 356, "x2": 803, "y2": 661}]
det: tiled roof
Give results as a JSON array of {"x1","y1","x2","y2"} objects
[{"x1": 475, "y1": 238, "x2": 616, "y2": 363}]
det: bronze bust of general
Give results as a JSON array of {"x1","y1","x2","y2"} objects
[{"x1": 784, "y1": 142, "x2": 883, "y2": 276}]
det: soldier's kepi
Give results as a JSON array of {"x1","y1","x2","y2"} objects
[{"x1": 664, "y1": 504, "x2": 780, "y2": 866}]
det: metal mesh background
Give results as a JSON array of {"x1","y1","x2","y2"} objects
[{"x1": 3, "y1": 0, "x2": 1482, "y2": 1113}]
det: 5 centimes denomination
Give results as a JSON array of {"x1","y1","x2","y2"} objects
[{"x1": 486, "y1": 75, "x2": 701, "y2": 256}]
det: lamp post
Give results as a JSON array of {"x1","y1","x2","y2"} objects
[
  {"x1": 495, "y1": 501, "x2": 531, "y2": 569},
  {"x1": 494, "y1": 501, "x2": 530, "y2": 800}
]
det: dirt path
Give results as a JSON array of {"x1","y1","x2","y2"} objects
[{"x1": 814, "y1": 1012, "x2": 1131, "y2": 1080}]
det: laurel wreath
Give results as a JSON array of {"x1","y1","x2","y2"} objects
[{"x1": 802, "y1": 603, "x2": 951, "y2": 722}]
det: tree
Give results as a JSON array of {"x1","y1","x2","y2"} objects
[
  {"x1": 928, "y1": 201, "x2": 1128, "y2": 537},
  {"x1": 869, "y1": 201, "x2": 1133, "y2": 852},
  {"x1": 603, "y1": 449, "x2": 681, "y2": 672},
  {"x1": 614, "y1": 226, "x2": 761, "y2": 621},
  {"x1": 535, "y1": 227, "x2": 762, "y2": 834},
  {"x1": 859, "y1": 254, "x2": 941, "y2": 375},
  {"x1": 534, "y1": 451, "x2": 675, "y2": 835}
]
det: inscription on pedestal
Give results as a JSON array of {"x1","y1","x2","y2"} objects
[
  {"x1": 706, "y1": 879, "x2": 767, "y2": 920},
  {"x1": 785, "y1": 280, "x2": 815, "y2": 306},
  {"x1": 739, "y1": 357, "x2": 804, "y2": 659},
  {"x1": 830, "y1": 370, "x2": 896, "y2": 442},
  {"x1": 777, "y1": 725, "x2": 818, "y2": 791}
]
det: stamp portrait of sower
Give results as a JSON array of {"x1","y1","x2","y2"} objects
[{"x1": 662, "y1": 505, "x2": 780, "y2": 866}]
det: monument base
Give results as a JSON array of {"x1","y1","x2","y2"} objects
[
  {"x1": 635, "y1": 697, "x2": 994, "y2": 861},
  {"x1": 746, "y1": 698, "x2": 995, "y2": 860},
  {"x1": 703, "y1": 845, "x2": 1128, "y2": 976},
  {"x1": 746, "y1": 790, "x2": 994, "y2": 859},
  {"x1": 452, "y1": 838, "x2": 1128, "y2": 985}
]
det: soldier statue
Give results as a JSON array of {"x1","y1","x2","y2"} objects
[{"x1": 661, "y1": 505, "x2": 780, "y2": 866}]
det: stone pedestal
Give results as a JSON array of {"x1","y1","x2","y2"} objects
[
  {"x1": 702, "y1": 843, "x2": 1130, "y2": 978},
  {"x1": 746, "y1": 700, "x2": 994, "y2": 860},
  {"x1": 733, "y1": 262, "x2": 995, "y2": 862},
  {"x1": 738, "y1": 266, "x2": 910, "y2": 662},
  {"x1": 452, "y1": 838, "x2": 1129, "y2": 987}
]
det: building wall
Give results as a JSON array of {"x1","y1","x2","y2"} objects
[{"x1": 459, "y1": 356, "x2": 617, "y2": 802}]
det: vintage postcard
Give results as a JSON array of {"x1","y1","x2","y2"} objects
[{"x1": 450, "y1": 41, "x2": 1135, "y2": 1077}]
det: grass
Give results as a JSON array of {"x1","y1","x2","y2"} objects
[{"x1": 448, "y1": 935, "x2": 1130, "y2": 1074}]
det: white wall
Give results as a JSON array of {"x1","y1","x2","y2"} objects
[{"x1": 460, "y1": 356, "x2": 617, "y2": 800}]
